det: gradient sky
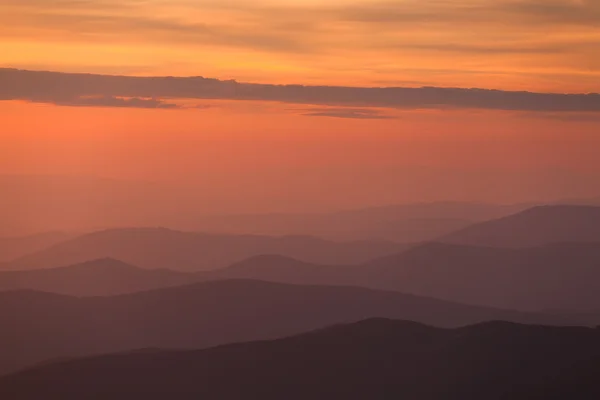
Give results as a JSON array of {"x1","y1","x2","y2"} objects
[
  {"x1": 1, "y1": 0, "x2": 600, "y2": 214},
  {"x1": 1, "y1": 0, "x2": 599, "y2": 90}
]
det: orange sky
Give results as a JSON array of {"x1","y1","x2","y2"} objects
[
  {"x1": 1, "y1": 0, "x2": 599, "y2": 212},
  {"x1": 2, "y1": 99, "x2": 599, "y2": 178},
  {"x1": 1, "y1": 0, "x2": 599, "y2": 91}
]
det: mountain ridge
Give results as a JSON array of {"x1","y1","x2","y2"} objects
[
  {"x1": 0, "y1": 278, "x2": 583, "y2": 376},
  {"x1": 2, "y1": 318, "x2": 600, "y2": 399},
  {"x1": 4, "y1": 227, "x2": 406, "y2": 271},
  {"x1": 441, "y1": 205, "x2": 600, "y2": 247}
]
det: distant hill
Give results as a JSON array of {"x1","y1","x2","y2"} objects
[
  {"x1": 2, "y1": 319, "x2": 600, "y2": 399},
  {"x1": 0, "y1": 174, "x2": 184, "y2": 237},
  {"x1": 441, "y1": 205, "x2": 600, "y2": 247},
  {"x1": 364, "y1": 242, "x2": 600, "y2": 311},
  {"x1": 0, "y1": 256, "x2": 339, "y2": 297},
  {"x1": 0, "y1": 280, "x2": 579, "y2": 375},
  {"x1": 4, "y1": 228, "x2": 405, "y2": 271},
  {"x1": 0, "y1": 232, "x2": 72, "y2": 262},
  {"x1": 5, "y1": 205, "x2": 600, "y2": 311},
  {"x1": 0, "y1": 174, "x2": 529, "y2": 242},
  {"x1": 0, "y1": 259, "x2": 195, "y2": 296},
  {"x1": 194, "y1": 201, "x2": 526, "y2": 241},
  {"x1": 210, "y1": 255, "x2": 363, "y2": 286},
  {"x1": 201, "y1": 240, "x2": 600, "y2": 312},
  {"x1": 0, "y1": 255, "x2": 360, "y2": 297}
]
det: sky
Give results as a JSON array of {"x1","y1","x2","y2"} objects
[{"x1": 1, "y1": 0, "x2": 600, "y2": 217}]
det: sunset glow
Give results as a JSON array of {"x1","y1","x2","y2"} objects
[{"x1": 1, "y1": 0, "x2": 599, "y2": 218}]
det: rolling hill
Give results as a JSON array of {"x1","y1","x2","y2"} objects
[
  {"x1": 0, "y1": 280, "x2": 579, "y2": 375},
  {"x1": 0, "y1": 232, "x2": 72, "y2": 263},
  {"x1": 0, "y1": 255, "x2": 362, "y2": 297},
  {"x1": 204, "y1": 241, "x2": 600, "y2": 312},
  {"x1": 195, "y1": 201, "x2": 526, "y2": 241},
  {"x1": 0, "y1": 258, "x2": 195, "y2": 296},
  {"x1": 5, "y1": 205, "x2": 600, "y2": 311},
  {"x1": 4, "y1": 227, "x2": 405, "y2": 271},
  {"x1": 363, "y1": 242, "x2": 600, "y2": 311},
  {"x1": 441, "y1": 205, "x2": 600, "y2": 247},
  {"x1": 2, "y1": 319, "x2": 600, "y2": 399}
]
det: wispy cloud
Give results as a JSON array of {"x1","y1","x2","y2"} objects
[
  {"x1": 1, "y1": 1, "x2": 598, "y2": 57},
  {"x1": 301, "y1": 108, "x2": 396, "y2": 119},
  {"x1": 0, "y1": 0, "x2": 598, "y2": 93},
  {"x1": 333, "y1": 0, "x2": 600, "y2": 27},
  {"x1": 522, "y1": 111, "x2": 600, "y2": 122},
  {"x1": 3, "y1": 1, "x2": 598, "y2": 50},
  {"x1": 1, "y1": 68, "x2": 599, "y2": 112},
  {"x1": 52, "y1": 95, "x2": 181, "y2": 109}
]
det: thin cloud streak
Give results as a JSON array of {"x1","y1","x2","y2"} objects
[
  {"x1": 1, "y1": 68, "x2": 600, "y2": 112},
  {"x1": 0, "y1": 0, "x2": 598, "y2": 92},
  {"x1": 522, "y1": 111, "x2": 600, "y2": 122},
  {"x1": 3, "y1": 1, "x2": 598, "y2": 52},
  {"x1": 53, "y1": 95, "x2": 181, "y2": 109},
  {"x1": 301, "y1": 108, "x2": 397, "y2": 119}
]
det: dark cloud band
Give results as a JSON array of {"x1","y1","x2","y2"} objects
[{"x1": 1, "y1": 68, "x2": 599, "y2": 112}]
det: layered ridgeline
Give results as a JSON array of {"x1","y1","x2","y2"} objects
[
  {"x1": 192, "y1": 201, "x2": 526, "y2": 241},
  {"x1": 3, "y1": 205, "x2": 600, "y2": 311},
  {"x1": 5, "y1": 202, "x2": 562, "y2": 272},
  {"x1": 0, "y1": 173, "x2": 527, "y2": 243},
  {"x1": 2, "y1": 319, "x2": 600, "y2": 400},
  {"x1": 0, "y1": 259, "x2": 196, "y2": 296},
  {"x1": 364, "y1": 241, "x2": 600, "y2": 311},
  {"x1": 0, "y1": 280, "x2": 580, "y2": 375},
  {"x1": 364, "y1": 205, "x2": 600, "y2": 310},
  {"x1": 209, "y1": 205, "x2": 600, "y2": 311},
  {"x1": 6, "y1": 240, "x2": 600, "y2": 312},
  {"x1": 4, "y1": 206, "x2": 600, "y2": 311},
  {"x1": 3, "y1": 228, "x2": 406, "y2": 271},
  {"x1": 223, "y1": 241, "x2": 600, "y2": 312},
  {"x1": 0, "y1": 232, "x2": 73, "y2": 263},
  {"x1": 439, "y1": 205, "x2": 600, "y2": 247}
]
